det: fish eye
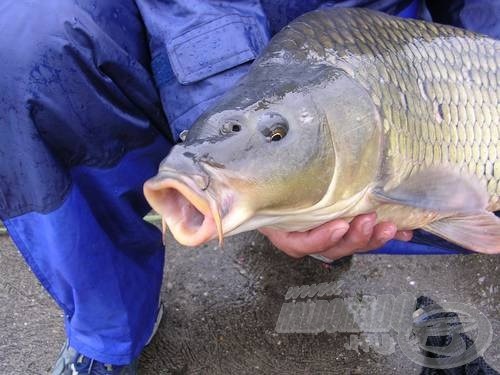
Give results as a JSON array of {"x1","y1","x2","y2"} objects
[
  {"x1": 258, "y1": 112, "x2": 289, "y2": 142},
  {"x1": 269, "y1": 126, "x2": 287, "y2": 142}
]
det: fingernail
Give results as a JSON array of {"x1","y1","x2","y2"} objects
[{"x1": 331, "y1": 225, "x2": 349, "y2": 241}]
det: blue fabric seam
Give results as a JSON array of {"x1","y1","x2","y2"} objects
[
  {"x1": 1, "y1": 131, "x2": 163, "y2": 220},
  {"x1": 0, "y1": 178, "x2": 73, "y2": 220}
]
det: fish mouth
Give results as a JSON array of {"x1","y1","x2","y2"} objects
[{"x1": 144, "y1": 172, "x2": 224, "y2": 247}]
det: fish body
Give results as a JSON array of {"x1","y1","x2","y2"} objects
[{"x1": 144, "y1": 8, "x2": 500, "y2": 253}]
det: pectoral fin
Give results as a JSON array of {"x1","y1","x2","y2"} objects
[
  {"x1": 424, "y1": 212, "x2": 500, "y2": 254},
  {"x1": 373, "y1": 169, "x2": 488, "y2": 213}
]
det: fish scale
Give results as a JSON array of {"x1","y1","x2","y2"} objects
[
  {"x1": 271, "y1": 8, "x2": 499, "y2": 209},
  {"x1": 145, "y1": 8, "x2": 500, "y2": 253}
]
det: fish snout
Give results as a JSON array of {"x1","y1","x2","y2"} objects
[
  {"x1": 158, "y1": 147, "x2": 201, "y2": 174},
  {"x1": 143, "y1": 172, "x2": 221, "y2": 247}
]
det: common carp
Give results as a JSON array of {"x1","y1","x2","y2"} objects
[{"x1": 144, "y1": 8, "x2": 500, "y2": 253}]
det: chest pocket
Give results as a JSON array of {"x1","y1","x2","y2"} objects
[{"x1": 166, "y1": 14, "x2": 267, "y2": 84}]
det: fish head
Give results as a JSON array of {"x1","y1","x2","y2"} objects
[{"x1": 144, "y1": 64, "x2": 338, "y2": 246}]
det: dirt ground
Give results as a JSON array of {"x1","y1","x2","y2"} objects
[{"x1": 0, "y1": 231, "x2": 498, "y2": 374}]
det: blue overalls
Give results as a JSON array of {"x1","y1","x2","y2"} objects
[{"x1": 0, "y1": 0, "x2": 498, "y2": 365}]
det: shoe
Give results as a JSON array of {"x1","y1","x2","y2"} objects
[
  {"x1": 414, "y1": 296, "x2": 497, "y2": 374},
  {"x1": 51, "y1": 303, "x2": 164, "y2": 374},
  {"x1": 50, "y1": 342, "x2": 137, "y2": 374}
]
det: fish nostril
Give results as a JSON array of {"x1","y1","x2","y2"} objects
[
  {"x1": 192, "y1": 174, "x2": 210, "y2": 191},
  {"x1": 220, "y1": 119, "x2": 243, "y2": 135}
]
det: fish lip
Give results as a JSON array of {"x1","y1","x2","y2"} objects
[{"x1": 143, "y1": 170, "x2": 222, "y2": 247}]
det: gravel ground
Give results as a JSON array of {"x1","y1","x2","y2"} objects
[{"x1": 0, "y1": 231, "x2": 498, "y2": 374}]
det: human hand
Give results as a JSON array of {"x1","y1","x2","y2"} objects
[{"x1": 259, "y1": 213, "x2": 413, "y2": 261}]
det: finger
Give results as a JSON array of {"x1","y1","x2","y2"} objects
[
  {"x1": 319, "y1": 225, "x2": 413, "y2": 261},
  {"x1": 394, "y1": 230, "x2": 413, "y2": 242},
  {"x1": 259, "y1": 220, "x2": 349, "y2": 257},
  {"x1": 337, "y1": 213, "x2": 377, "y2": 250},
  {"x1": 316, "y1": 213, "x2": 377, "y2": 260},
  {"x1": 360, "y1": 222, "x2": 397, "y2": 252}
]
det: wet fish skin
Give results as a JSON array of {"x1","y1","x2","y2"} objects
[
  {"x1": 267, "y1": 8, "x2": 499, "y2": 209},
  {"x1": 144, "y1": 8, "x2": 500, "y2": 253}
]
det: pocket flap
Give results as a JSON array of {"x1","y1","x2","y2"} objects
[{"x1": 166, "y1": 14, "x2": 267, "y2": 84}]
